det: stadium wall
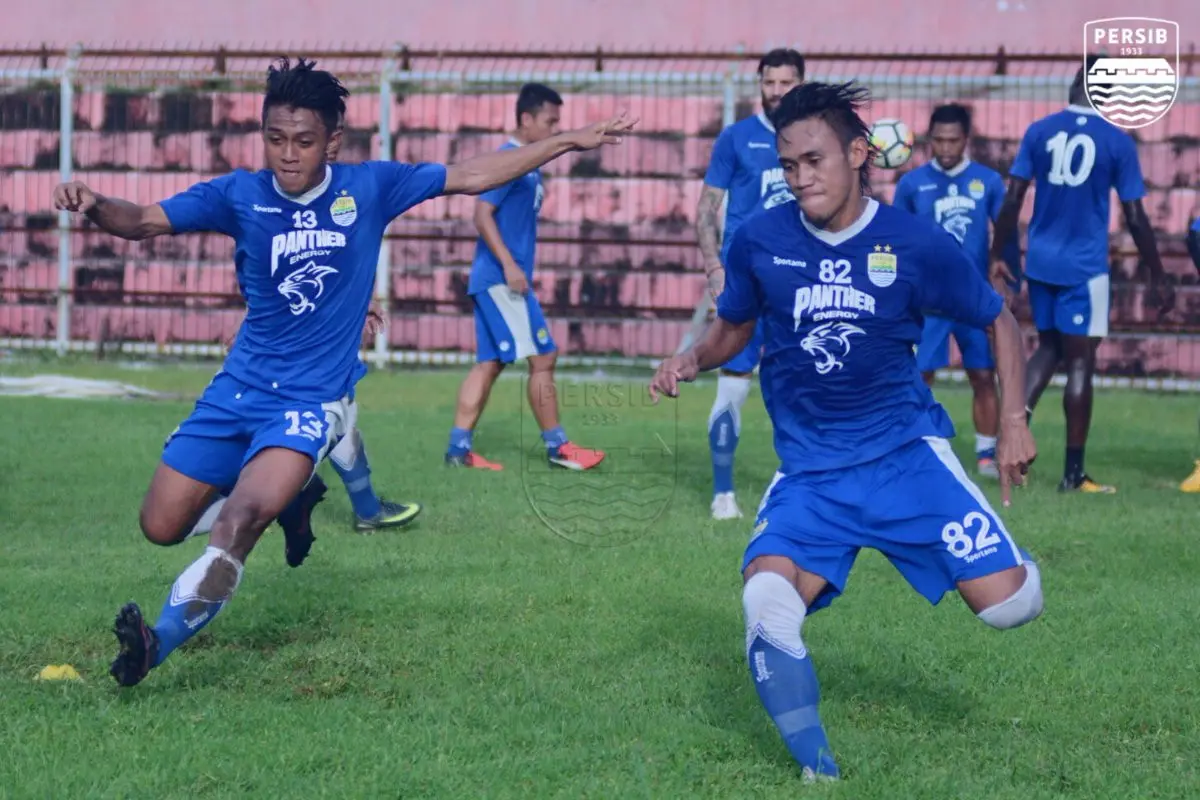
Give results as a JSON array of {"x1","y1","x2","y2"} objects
[
  {"x1": 5, "y1": 0, "x2": 1197, "y2": 52},
  {"x1": 0, "y1": 41, "x2": 1198, "y2": 379}
]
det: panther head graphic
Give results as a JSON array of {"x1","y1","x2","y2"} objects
[
  {"x1": 278, "y1": 261, "x2": 339, "y2": 315},
  {"x1": 800, "y1": 320, "x2": 867, "y2": 375},
  {"x1": 941, "y1": 213, "x2": 972, "y2": 244}
]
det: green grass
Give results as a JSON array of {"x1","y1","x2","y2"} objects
[{"x1": 2, "y1": 359, "x2": 1199, "y2": 798}]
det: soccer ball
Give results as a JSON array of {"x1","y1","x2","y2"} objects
[{"x1": 870, "y1": 118, "x2": 914, "y2": 170}]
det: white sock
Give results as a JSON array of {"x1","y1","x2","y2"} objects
[
  {"x1": 185, "y1": 497, "x2": 226, "y2": 540},
  {"x1": 976, "y1": 434, "x2": 997, "y2": 455}
]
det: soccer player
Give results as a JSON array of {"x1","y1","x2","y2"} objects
[
  {"x1": 219, "y1": 118, "x2": 424, "y2": 532},
  {"x1": 444, "y1": 83, "x2": 605, "y2": 471},
  {"x1": 989, "y1": 58, "x2": 1170, "y2": 494},
  {"x1": 893, "y1": 103, "x2": 1008, "y2": 478},
  {"x1": 650, "y1": 82, "x2": 1042, "y2": 781},
  {"x1": 1180, "y1": 215, "x2": 1200, "y2": 491},
  {"x1": 695, "y1": 47, "x2": 805, "y2": 519},
  {"x1": 53, "y1": 57, "x2": 636, "y2": 687}
]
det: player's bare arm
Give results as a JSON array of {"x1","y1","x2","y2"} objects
[
  {"x1": 473, "y1": 199, "x2": 527, "y2": 294},
  {"x1": 52, "y1": 181, "x2": 172, "y2": 241},
  {"x1": 649, "y1": 317, "x2": 756, "y2": 401},
  {"x1": 443, "y1": 112, "x2": 638, "y2": 196},
  {"x1": 695, "y1": 184, "x2": 727, "y2": 298},
  {"x1": 986, "y1": 304, "x2": 1037, "y2": 505},
  {"x1": 987, "y1": 177, "x2": 1030, "y2": 290},
  {"x1": 1121, "y1": 199, "x2": 1174, "y2": 317}
]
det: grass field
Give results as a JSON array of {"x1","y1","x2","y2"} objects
[{"x1": 2, "y1": 357, "x2": 1199, "y2": 798}]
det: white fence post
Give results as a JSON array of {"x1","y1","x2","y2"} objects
[
  {"x1": 371, "y1": 47, "x2": 399, "y2": 369},
  {"x1": 55, "y1": 45, "x2": 81, "y2": 356}
]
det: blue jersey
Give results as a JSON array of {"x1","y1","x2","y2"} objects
[
  {"x1": 1010, "y1": 104, "x2": 1145, "y2": 286},
  {"x1": 704, "y1": 113, "x2": 794, "y2": 263},
  {"x1": 718, "y1": 199, "x2": 1003, "y2": 475},
  {"x1": 893, "y1": 159, "x2": 1005, "y2": 276},
  {"x1": 468, "y1": 139, "x2": 543, "y2": 294},
  {"x1": 161, "y1": 161, "x2": 446, "y2": 402}
]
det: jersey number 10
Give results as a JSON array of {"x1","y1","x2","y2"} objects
[{"x1": 1044, "y1": 131, "x2": 1096, "y2": 187}]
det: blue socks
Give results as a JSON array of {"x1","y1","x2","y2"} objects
[
  {"x1": 542, "y1": 425, "x2": 568, "y2": 454},
  {"x1": 748, "y1": 632, "x2": 840, "y2": 779},
  {"x1": 331, "y1": 434, "x2": 382, "y2": 520},
  {"x1": 709, "y1": 375, "x2": 750, "y2": 496},
  {"x1": 447, "y1": 426, "x2": 473, "y2": 458},
  {"x1": 709, "y1": 409, "x2": 737, "y2": 494},
  {"x1": 743, "y1": 572, "x2": 839, "y2": 780},
  {"x1": 151, "y1": 546, "x2": 242, "y2": 668}
]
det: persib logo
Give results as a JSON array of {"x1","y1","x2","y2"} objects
[{"x1": 1084, "y1": 17, "x2": 1179, "y2": 129}]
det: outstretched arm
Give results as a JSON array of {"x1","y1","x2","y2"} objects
[
  {"x1": 649, "y1": 317, "x2": 756, "y2": 401},
  {"x1": 53, "y1": 182, "x2": 172, "y2": 241},
  {"x1": 443, "y1": 113, "x2": 638, "y2": 196}
]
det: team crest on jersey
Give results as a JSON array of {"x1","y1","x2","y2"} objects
[
  {"x1": 801, "y1": 320, "x2": 866, "y2": 375},
  {"x1": 330, "y1": 193, "x2": 357, "y2": 227},
  {"x1": 278, "y1": 260, "x2": 338, "y2": 315},
  {"x1": 867, "y1": 245, "x2": 897, "y2": 288},
  {"x1": 1083, "y1": 18, "x2": 1179, "y2": 129},
  {"x1": 968, "y1": 179, "x2": 986, "y2": 200}
]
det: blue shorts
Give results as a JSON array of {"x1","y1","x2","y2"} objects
[
  {"x1": 473, "y1": 284, "x2": 557, "y2": 364},
  {"x1": 722, "y1": 319, "x2": 766, "y2": 373},
  {"x1": 916, "y1": 315, "x2": 994, "y2": 372},
  {"x1": 1028, "y1": 275, "x2": 1110, "y2": 338},
  {"x1": 744, "y1": 436, "x2": 1028, "y2": 614},
  {"x1": 161, "y1": 372, "x2": 351, "y2": 490}
]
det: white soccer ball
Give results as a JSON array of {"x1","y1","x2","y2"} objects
[{"x1": 869, "y1": 118, "x2": 914, "y2": 170}]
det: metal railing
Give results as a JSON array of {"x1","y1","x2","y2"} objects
[{"x1": 1, "y1": 46, "x2": 1198, "y2": 382}]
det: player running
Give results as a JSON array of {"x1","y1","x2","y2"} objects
[
  {"x1": 989, "y1": 57, "x2": 1170, "y2": 494},
  {"x1": 893, "y1": 103, "x2": 1011, "y2": 478},
  {"x1": 651, "y1": 82, "x2": 1042, "y2": 781},
  {"x1": 444, "y1": 83, "x2": 604, "y2": 471},
  {"x1": 52, "y1": 57, "x2": 636, "y2": 687},
  {"x1": 695, "y1": 48, "x2": 804, "y2": 520}
]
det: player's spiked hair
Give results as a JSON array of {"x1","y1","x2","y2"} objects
[
  {"x1": 515, "y1": 82, "x2": 563, "y2": 126},
  {"x1": 758, "y1": 48, "x2": 806, "y2": 80},
  {"x1": 262, "y1": 57, "x2": 349, "y2": 136},
  {"x1": 929, "y1": 103, "x2": 972, "y2": 135},
  {"x1": 771, "y1": 81, "x2": 873, "y2": 193}
]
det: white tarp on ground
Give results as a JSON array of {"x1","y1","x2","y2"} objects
[{"x1": 0, "y1": 374, "x2": 184, "y2": 400}]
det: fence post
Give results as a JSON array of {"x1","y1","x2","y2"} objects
[
  {"x1": 371, "y1": 47, "x2": 398, "y2": 369},
  {"x1": 55, "y1": 44, "x2": 81, "y2": 356}
]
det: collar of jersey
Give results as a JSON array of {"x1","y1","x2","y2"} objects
[
  {"x1": 799, "y1": 198, "x2": 879, "y2": 246},
  {"x1": 1065, "y1": 103, "x2": 1100, "y2": 116},
  {"x1": 929, "y1": 157, "x2": 971, "y2": 178},
  {"x1": 272, "y1": 164, "x2": 332, "y2": 207},
  {"x1": 755, "y1": 112, "x2": 775, "y2": 133}
]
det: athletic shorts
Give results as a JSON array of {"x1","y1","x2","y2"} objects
[
  {"x1": 743, "y1": 436, "x2": 1029, "y2": 614},
  {"x1": 161, "y1": 371, "x2": 351, "y2": 490},
  {"x1": 473, "y1": 284, "x2": 557, "y2": 364},
  {"x1": 722, "y1": 318, "x2": 766, "y2": 373},
  {"x1": 916, "y1": 315, "x2": 994, "y2": 372},
  {"x1": 1027, "y1": 275, "x2": 1110, "y2": 338}
]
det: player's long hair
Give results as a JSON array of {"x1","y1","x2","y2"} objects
[
  {"x1": 770, "y1": 81, "x2": 873, "y2": 195},
  {"x1": 262, "y1": 57, "x2": 349, "y2": 137}
]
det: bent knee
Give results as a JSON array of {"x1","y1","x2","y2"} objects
[
  {"x1": 527, "y1": 352, "x2": 557, "y2": 373},
  {"x1": 977, "y1": 562, "x2": 1044, "y2": 630},
  {"x1": 138, "y1": 506, "x2": 186, "y2": 546}
]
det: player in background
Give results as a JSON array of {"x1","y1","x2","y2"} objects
[
  {"x1": 695, "y1": 48, "x2": 804, "y2": 520},
  {"x1": 989, "y1": 57, "x2": 1170, "y2": 494},
  {"x1": 445, "y1": 83, "x2": 605, "y2": 471},
  {"x1": 53, "y1": 57, "x2": 636, "y2": 687},
  {"x1": 651, "y1": 82, "x2": 1041, "y2": 781},
  {"x1": 1179, "y1": 215, "x2": 1200, "y2": 491},
  {"x1": 218, "y1": 113, "x2": 424, "y2": 532},
  {"x1": 893, "y1": 103, "x2": 1010, "y2": 478}
]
